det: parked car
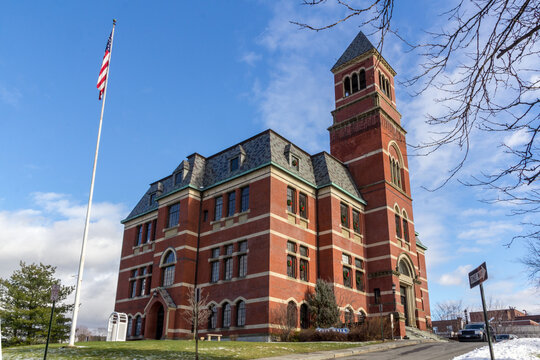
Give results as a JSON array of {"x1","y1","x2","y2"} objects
[
  {"x1": 495, "y1": 334, "x2": 518, "y2": 342},
  {"x1": 457, "y1": 323, "x2": 496, "y2": 342}
]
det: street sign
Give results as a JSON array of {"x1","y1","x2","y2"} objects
[
  {"x1": 469, "y1": 262, "x2": 488, "y2": 289},
  {"x1": 51, "y1": 284, "x2": 60, "y2": 302}
]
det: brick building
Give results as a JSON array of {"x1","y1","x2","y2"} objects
[{"x1": 114, "y1": 31, "x2": 431, "y2": 341}]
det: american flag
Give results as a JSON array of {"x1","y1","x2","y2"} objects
[{"x1": 97, "y1": 32, "x2": 112, "y2": 100}]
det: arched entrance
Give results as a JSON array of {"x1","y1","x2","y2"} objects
[
  {"x1": 155, "y1": 304, "x2": 164, "y2": 339},
  {"x1": 398, "y1": 257, "x2": 416, "y2": 327}
]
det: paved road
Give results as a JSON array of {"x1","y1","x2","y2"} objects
[{"x1": 341, "y1": 341, "x2": 484, "y2": 360}]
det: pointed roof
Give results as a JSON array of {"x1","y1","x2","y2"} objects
[{"x1": 331, "y1": 31, "x2": 375, "y2": 72}]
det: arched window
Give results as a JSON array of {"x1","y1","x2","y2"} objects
[
  {"x1": 402, "y1": 212, "x2": 410, "y2": 243},
  {"x1": 389, "y1": 144, "x2": 404, "y2": 190},
  {"x1": 237, "y1": 300, "x2": 246, "y2": 327},
  {"x1": 358, "y1": 311, "x2": 366, "y2": 324},
  {"x1": 208, "y1": 305, "x2": 217, "y2": 329},
  {"x1": 386, "y1": 79, "x2": 391, "y2": 99},
  {"x1": 127, "y1": 316, "x2": 133, "y2": 337},
  {"x1": 222, "y1": 303, "x2": 231, "y2": 328},
  {"x1": 135, "y1": 315, "x2": 142, "y2": 336},
  {"x1": 161, "y1": 250, "x2": 176, "y2": 287},
  {"x1": 359, "y1": 69, "x2": 366, "y2": 89},
  {"x1": 395, "y1": 207, "x2": 402, "y2": 239},
  {"x1": 399, "y1": 259, "x2": 411, "y2": 277},
  {"x1": 344, "y1": 77, "x2": 351, "y2": 97},
  {"x1": 287, "y1": 301, "x2": 297, "y2": 328},
  {"x1": 351, "y1": 73, "x2": 359, "y2": 93},
  {"x1": 345, "y1": 307, "x2": 355, "y2": 325},
  {"x1": 300, "y1": 303, "x2": 309, "y2": 329}
]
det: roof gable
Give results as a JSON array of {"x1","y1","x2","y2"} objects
[{"x1": 331, "y1": 31, "x2": 375, "y2": 71}]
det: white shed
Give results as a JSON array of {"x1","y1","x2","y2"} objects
[{"x1": 106, "y1": 312, "x2": 128, "y2": 342}]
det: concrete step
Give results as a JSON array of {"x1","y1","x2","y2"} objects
[{"x1": 405, "y1": 326, "x2": 448, "y2": 342}]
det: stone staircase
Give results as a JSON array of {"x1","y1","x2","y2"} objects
[{"x1": 405, "y1": 326, "x2": 448, "y2": 342}]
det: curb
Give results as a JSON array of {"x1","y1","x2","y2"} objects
[{"x1": 257, "y1": 339, "x2": 438, "y2": 360}]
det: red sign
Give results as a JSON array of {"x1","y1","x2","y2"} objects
[{"x1": 469, "y1": 262, "x2": 488, "y2": 289}]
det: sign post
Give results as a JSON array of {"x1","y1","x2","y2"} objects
[
  {"x1": 468, "y1": 262, "x2": 494, "y2": 360},
  {"x1": 44, "y1": 284, "x2": 60, "y2": 360}
]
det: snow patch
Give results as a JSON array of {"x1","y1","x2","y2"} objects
[{"x1": 453, "y1": 338, "x2": 540, "y2": 360}]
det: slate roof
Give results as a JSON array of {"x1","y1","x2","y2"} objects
[
  {"x1": 331, "y1": 31, "x2": 375, "y2": 71},
  {"x1": 123, "y1": 130, "x2": 365, "y2": 223}
]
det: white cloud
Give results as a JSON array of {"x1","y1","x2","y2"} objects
[
  {"x1": 504, "y1": 128, "x2": 531, "y2": 148},
  {"x1": 239, "y1": 51, "x2": 262, "y2": 67},
  {"x1": 439, "y1": 265, "x2": 473, "y2": 286},
  {"x1": 0, "y1": 192, "x2": 125, "y2": 329}
]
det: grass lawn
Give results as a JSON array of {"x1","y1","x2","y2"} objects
[{"x1": 2, "y1": 339, "x2": 377, "y2": 359}]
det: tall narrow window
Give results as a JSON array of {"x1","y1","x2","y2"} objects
[
  {"x1": 287, "y1": 255, "x2": 296, "y2": 278},
  {"x1": 238, "y1": 240, "x2": 248, "y2": 277},
  {"x1": 403, "y1": 217, "x2": 410, "y2": 242},
  {"x1": 287, "y1": 187, "x2": 296, "y2": 213},
  {"x1": 130, "y1": 280, "x2": 137, "y2": 298},
  {"x1": 222, "y1": 303, "x2": 231, "y2": 328},
  {"x1": 237, "y1": 301, "x2": 246, "y2": 327},
  {"x1": 352, "y1": 209, "x2": 360, "y2": 233},
  {"x1": 374, "y1": 288, "x2": 381, "y2": 304},
  {"x1": 344, "y1": 76, "x2": 351, "y2": 97},
  {"x1": 240, "y1": 186, "x2": 249, "y2": 212},
  {"x1": 135, "y1": 315, "x2": 142, "y2": 336},
  {"x1": 162, "y1": 251, "x2": 175, "y2": 287},
  {"x1": 340, "y1": 203, "x2": 349, "y2": 227},
  {"x1": 395, "y1": 213, "x2": 402, "y2": 238},
  {"x1": 287, "y1": 302, "x2": 297, "y2": 328},
  {"x1": 145, "y1": 222, "x2": 152, "y2": 243},
  {"x1": 300, "y1": 304, "x2": 309, "y2": 329},
  {"x1": 227, "y1": 191, "x2": 236, "y2": 217},
  {"x1": 299, "y1": 259, "x2": 308, "y2": 282},
  {"x1": 208, "y1": 306, "x2": 217, "y2": 329},
  {"x1": 224, "y1": 257, "x2": 233, "y2": 280},
  {"x1": 127, "y1": 317, "x2": 133, "y2": 337},
  {"x1": 135, "y1": 225, "x2": 143, "y2": 246},
  {"x1": 214, "y1": 196, "x2": 223, "y2": 221},
  {"x1": 356, "y1": 269, "x2": 364, "y2": 291},
  {"x1": 352, "y1": 73, "x2": 359, "y2": 93},
  {"x1": 359, "y1": 69, "x2": 366, "y2": 89},
  {"x1": 343, "y1": 265, "x2": 352, "y2": 288},
  {"x1": 167, "y1": 203, "x2": 180, "y2": 228},
  {"x1": 299, "y1": 193, "x2": 307, "y2": 219},
  {"x1": 211, "y1": 261, "x2": 219, "y2": 283}
]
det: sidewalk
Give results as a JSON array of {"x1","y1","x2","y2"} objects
[{"x1": 258, "y1": 339, "x2": 437, "y2": 360}]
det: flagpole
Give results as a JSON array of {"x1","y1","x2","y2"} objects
[{"x1": 68, "y1": 19, "x2": 116, "y2": 347}]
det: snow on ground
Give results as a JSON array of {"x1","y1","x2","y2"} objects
[{"x1": 453, "y1": 338, "x2": 540, "y2": 360}]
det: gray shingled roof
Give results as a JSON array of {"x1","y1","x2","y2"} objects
[
  {"x1": 123, "y1": 130, "x2": 365, "y2": 222},
  {"x1": 331, "y1": 31, "x2": 375, "y2": 71}
]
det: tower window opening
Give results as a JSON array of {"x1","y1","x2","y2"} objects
[
  {"x1": 344, "y1": 77, "x2": 351, "y2": 97},
  {"x1": 352, "y1": 73, "x2": 359, "y2": 93},
  {"x1": 359, "y1": 69, "x2": 366, "y2": 89}
]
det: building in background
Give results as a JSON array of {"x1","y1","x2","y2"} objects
[{"x1": 114, "y1": 31, "x2": 431, "y2": 341}]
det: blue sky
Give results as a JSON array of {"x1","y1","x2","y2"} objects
[{"x1": 0, "y1": 1, "x2": 538, "y2": 328}]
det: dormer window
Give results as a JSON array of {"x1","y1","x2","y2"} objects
[
  {"x1": 149, "y1": 193, "x2": 156, "y2": 205},
  {"x1": 230, "y1": 156, "x2": 239, "y2": 172},
  {"x1": 174, "y1": 172, "x2": 182, "y2": 185},
  {"x1": 291, "y1": 155, "x2": 300, "y2": 171}
]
